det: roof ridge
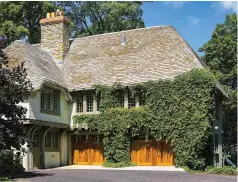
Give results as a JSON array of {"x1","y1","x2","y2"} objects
[{"x1": 72, "y1": 25, "x2": 172, "y2": 41}]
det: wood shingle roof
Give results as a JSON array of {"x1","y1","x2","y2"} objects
[
  {"x1": 5, "y1": 25, "x2": 206, "y2": 91},
  {"x1": 63, "y1": 26, "x2": 204, "y2": 91}
]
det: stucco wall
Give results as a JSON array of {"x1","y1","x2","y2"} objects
[
  {"x1": 20, "y1": 88, "x2": 70, "y2": 125},
  {"x1": 67, "y1": 134, "x2": 72, "y2": 165},
  {"x1": 44, "y1": 152, "x2": 60, "y2": 168},
  {"x1": 60, "y1": 131, "x2": 68, "y2": 166}
]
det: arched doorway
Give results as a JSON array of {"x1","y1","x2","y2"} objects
[{"x1": 32, "y1": 127, "x2": 40, "y2": 168}]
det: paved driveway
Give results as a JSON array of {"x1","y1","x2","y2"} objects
[{"x1": 15, "y1": 169, "x2": 237, "y2": 182}]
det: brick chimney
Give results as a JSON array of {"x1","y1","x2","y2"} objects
[{"x1": 40, "y1": 10, "x2": 70, "y2": 63}]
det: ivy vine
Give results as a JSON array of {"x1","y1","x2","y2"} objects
[{"x1": 73, "y1": 69, "x2": 218, "y2": 170}]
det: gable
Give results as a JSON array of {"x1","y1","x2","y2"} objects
[{"x1": 4, "y1": 41, "x2": 66, "y2": 90}]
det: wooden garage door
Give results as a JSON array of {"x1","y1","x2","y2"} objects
[
  {"x1": 131, "y1": 139, "x2": 174, "y2": 166},
  {"x1": 73, "y1": 135, "x2": 104, "y2": 165}
]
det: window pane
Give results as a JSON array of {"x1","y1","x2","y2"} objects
[
  {"x1": 76, "y1": 95, "x2": 83, "y2": 113},
  {"x1": 40, "y1": 87, "x2": 60, "y2": 113},
  {"x1": 33, "y1": 129, "x2": 40, "y2": 147},
  {"x1": 119, "y1": 91, "x2": 124, "y2": 108},
  {"x1": 52, "y1": 131, "x2": 59, "y2": 148},
  {"x1": 128, "y1": 92, "x2": 135, "y2": 108},
  {"x1": 97, "y1": 94, "x2": 100, "y2": 111},
  {"x1": 139, "y1": 92, "x2": 145, "y2": 106},
  {"x1": 86, "y1": 93, "x2": 93, "y2": 112},
  {"x1": 40, "y1": 90, "x2": 45, "y2": 109},
  {"x1": 53, "y1": 90, "x2": 60, "y2": 112},
  {"x1": 47, "y1": 90, "x2": 51, "y2": 110},
  {"x1": 45, "y1": 131, "x2": 51, "y2": 147}
]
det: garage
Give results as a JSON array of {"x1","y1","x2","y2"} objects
[
  {"x1": 131, "y1": 139, "x2": 174, "y2": 166},
  {"x1": 73, "y1": 135, "x2": 104, "y2": 165}
]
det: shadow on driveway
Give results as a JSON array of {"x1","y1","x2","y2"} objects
[{"x1": 12, "y1": 171, "x2": 53, "y2": 180}]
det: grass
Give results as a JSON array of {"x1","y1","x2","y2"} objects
[
  {"x1": 0, "y1": 177, "x2": 12, "y2": 181},
  {"x1": 184, "y1": 166, "x2": 237, "y2": 175}
]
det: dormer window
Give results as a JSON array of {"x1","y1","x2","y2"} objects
[{"x1": 40, "y1": 87, "x2": 60, "y2": 114}]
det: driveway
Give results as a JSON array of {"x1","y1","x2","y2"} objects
[{"x1": 14, "y1": 169, "x2": 237, "y2": 182}]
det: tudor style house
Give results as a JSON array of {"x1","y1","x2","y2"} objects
[{"x1": 4, "y1": 11, "x2": 225, "y2": 171}]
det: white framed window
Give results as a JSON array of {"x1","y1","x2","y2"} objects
[
  {"x1": 97, "y1": 94, "x2": 100, "y2": 111},
  {"x1": 41, "y1": 87, "x2": 60, "y2": 113},
  {"x1": 52, "y1": 131, "x2": 59, "y2": 148},
  {"x1": 119, "y1": 91, "x2": 124, "y2": 108},
  {"x1": 76, "y1": 95, "x2": 83, "y2": 113},
  {"x1": 128, "y1": 92, "x2": 136, "y2": 108},
  {"x1": 45, "y1": 131, "x2": 59, "y2": 148},
  {"x1": 86, "y1": 93, "x2": 93, "y2": 112},
  {"x1": 45, "y1": 131, "x2": 51, "y2": 147}
]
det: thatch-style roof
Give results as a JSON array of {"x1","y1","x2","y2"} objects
[
  {"x1": 5, "y1": 26, "x2": 208, "y2": 92},
  {"x1": 5, "y1": 41, "x2": 65, "y2": 90},
  {"x1": 63, "y1": 26, "x2": 203, "y2": 91}
]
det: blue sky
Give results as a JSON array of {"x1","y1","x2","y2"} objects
[{"x1": 142, "y1": 1, "x2": 237, "y2": 55}]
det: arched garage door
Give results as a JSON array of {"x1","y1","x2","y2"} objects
[
  {"x1": 131, "y1": 139, "x2": 174, "y2": 166},
  {"x1": 73, "y1": 135, "x2": 104, "y2": 165}
]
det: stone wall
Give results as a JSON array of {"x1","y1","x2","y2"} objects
[{"x1": 40, "y1": 16, "x2": 70, "y2": 63}]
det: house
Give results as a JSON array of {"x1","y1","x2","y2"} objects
[{"x1": 4, "y1": 11, "x2": 225, "y2": 171}]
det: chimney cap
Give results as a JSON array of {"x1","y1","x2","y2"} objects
[
  {"x1": 40, "y1": 16, "x2": 70, "y2": 25},
  {"x1": 56, "y1": 9, "x2": 63, "y2": 16}
]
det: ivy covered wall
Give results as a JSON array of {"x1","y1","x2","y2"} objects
[{"x1": 73, "y1": 69, "x2": 220, "y2": 170}]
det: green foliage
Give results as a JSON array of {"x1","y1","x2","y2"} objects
[
  {"x1": 102, "y1": 161, "x2": 135, "y2": 168},
  {"x1": 0, "y1": 151, "x2": 25, "y2": 178},
  {"x1": 0, "y1": 2, "x2": 57, "y2": 45},
  {"x1": 0, "y1": 177, "x2": 11, "y2": 181},
  {"x1": 146, "y1": 69, "x2": 215, "y2": 169},
  {"x1": 223, "y1": 89, "x2": 237, "y2": 164},
  {"x1": 74, "y1": 69, "x2": 217, "y2": 170},
  {"x1": 93, "y1": 85, "x2": 123, "y2": 112},
  {"x1": 73, "y1": 114, "x2": 98, "y2": 127},
  {"x1": 0, "y1": 41, "x2": 32, "y2": 151},
  {"x1": 199, "y1": 13, "x2": 237, "y2": 163},
  {"x1": 199, "y1": 13, "x2": 237, "y2": 89},
  {"x1": 0, "y1": 2, "x2": 144, "y2": 44},
  {"x1": 184, "y1": 166, "x2": 237, "y2": 175},
  {"x1": 58, "y1": 2, "x2": 144, "y2": 38},
  {"x1": 206, "y1": 166, "x2": 237, "y2": 175}
]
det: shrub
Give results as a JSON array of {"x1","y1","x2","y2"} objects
[
  {"x1": 207, "y1": 166, "x2": 237, "y2": 175},
  {"x1": 0, "y1": 150, "x2": 25, "y2": 178},
  {"x1": 0, "y1": 177, "x2": 11, "y2": 181},
  {"x1": 102, "y1": 161, "x2": 135, "y2": 168}
]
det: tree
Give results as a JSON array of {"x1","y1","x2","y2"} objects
[
  {"x1": 199, "y1": 13, "x2": 237, "y2": 164},
  {"x1": 199, "y1": 14, "x2": 237, "y2": 89},
  {"x1": 0, "y1": 2, "x2": 144, "y2": 43},
  {"x1": 0, "y1": 2, "x2": 57, "y2": 45},
  {"x1": 0, "y1": 37, "x2": 32, "y2": 151},
  {"x1": 58, "y1": 1, "x2": 145, "y2": 38}
]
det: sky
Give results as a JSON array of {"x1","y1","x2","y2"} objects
[{"x1": 142, "y1": 1, "x2": 237, "y2": 55}]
